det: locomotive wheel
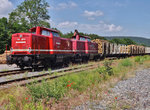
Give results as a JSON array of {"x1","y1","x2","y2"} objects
[
  {"x1": 63, "y1": 58, "x2": 70, "y2": 67},
  {"x1": 19, "y1": 65, "x2": 24, "y2": 70},
  {"x1": 82, "y1": 57, "x2": 88, "y2": 63},
  {"x1": 32, "y1": 65, "x2": 38, "y2": 70}
]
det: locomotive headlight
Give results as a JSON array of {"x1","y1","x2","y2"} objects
[
  {"x1": 10, "y1": 47, "x2": 13, "y2": 53},
  {"x1": 28, "y1": 47, "x2": 32, "y2": 53}
]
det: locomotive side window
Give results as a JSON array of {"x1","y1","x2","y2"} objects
[
  {"x1": 41, "y1": 30, "x2": 50, "y2": 36},
  {"x1": 32, "y1": 32, "x2": 36, "y2": 34},
  {"x1": 87, "y1": 38, "x2": 91, "y2": 42},
  {"x1": 52, "y1": 32, "x2": 60, "y2": 37},
  {"x1": 80, "y1": 37, "x2": 86, "y2": 41}
]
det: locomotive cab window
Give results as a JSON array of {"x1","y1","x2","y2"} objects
[
  {"x1": 52, "y1": 32, "x2": 60, "y2": 37},
  {"x1": 41, "y1": 30, "x2": 50, "y2": 36}
]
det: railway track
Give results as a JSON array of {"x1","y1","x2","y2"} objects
[
  {"x1": 0, "y1": 69, "x2": 32, "y2": 77},
  {"x1": 0, "y1": 62, "x2": 99, "y2": 89}
]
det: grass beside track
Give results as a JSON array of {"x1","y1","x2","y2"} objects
[{"x1": 0, "y1": 55, "x2": 150, "y2": 110}]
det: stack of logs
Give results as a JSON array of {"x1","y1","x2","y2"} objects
[
  {"x1": 0, "y1": 51, "x2": 10, "y2": 64},
  {"x1": 92, "y1": 39, "x2": 109, "y2": 54}
]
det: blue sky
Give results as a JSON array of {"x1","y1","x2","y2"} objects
[{"x1": 1, "y1": 0, "x2": 150, "y2": 38}]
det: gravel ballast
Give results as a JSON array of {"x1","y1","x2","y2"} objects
[
  {"x1": 74, "y1": 68, "x2": 150, "y2": 110},
  {"x1": 0, "y1": 64, "x2": 18, "y2": 71}
]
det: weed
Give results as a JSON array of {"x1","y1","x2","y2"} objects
[
  {"x1": 23, "y1": 71, "x2": 28, "y2": 78},
  {"x1": 120, "y1": 58, "x2": 133, "y2": 67},
  {"x1": 103, "y1": 60, "x2": 113, "y2": 76},
  {"x1": 97, "y1": 60, "x2": 113, "y2": 80},
  {"x1": 27, "y1": 78, "x2": 67, "y2": 101},
  {"x1": 48, "y1": 68, "x2": 51, "y2": 75},
  {"x1": 135, "y1": 55, "x2": 150, "y2": 64},
  {"x1": 135, "y1": 56, "x2": 144, "y2": 64},
  {"x1": 1, "y1": 69, "x2": 8, "y2": 72}
]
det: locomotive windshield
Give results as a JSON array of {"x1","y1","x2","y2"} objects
[
  {"x1": 41, "y1": 30, "x2": 50, "y2": 36},
  {"x1": 52, "y1": 32, "x2": 59, "y2": 37}
]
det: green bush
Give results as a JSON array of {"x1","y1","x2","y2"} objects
[
  {"x1": 103, "y1": 60, "x2": 113, "y2": 76},
  {"x1": 135, "y1": 56, "x2": 144, "y2": 64},
  {"x1": 27, "y1": 79, "x2": 67, "y2": 101},
  {"x1": 97, "y1": 60, "x2": 113, "y2": 80},
  {"x1": 120, "y1": 59, "x2": 133, "y2": 67},
  {"x1": 135, "y1": 55, "x2": 150, "y2": 64}
]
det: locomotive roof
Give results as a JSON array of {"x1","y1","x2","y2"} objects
[{"x1": 29, "y1": 26, "x2": 59, "y2": 33}]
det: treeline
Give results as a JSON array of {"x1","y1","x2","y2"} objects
[
  {"x1": 109, "y1": 38, "x2": 137, "y2": 45},
  {"x1": 109, "y1": 38, "x2": 147, "y2": 46}
]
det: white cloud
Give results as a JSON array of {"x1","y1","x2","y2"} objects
[
  {"x1": 57, "y1": 21, "x2": 78, "y2": 28},
  {"x1": 114, "y1": 1, "x2": 128, "y2": 7},
  {"x1": 87, "y1": 17, "x2": 95, "y2": 20},
  {"x1": 114, "y1": 2, "x2": 123, "y2": 7},
  {"x1": 84, "y1": 10, "x2": 103, "y2": 17},
  {"x1": 101, "y1": 22, "x2": 123, "y2": 32},
  {"x1": 0, "y1": 0, "x2": 13, "y2": 18},
  {"x1": 53, "y1": 1, "x2": 78, "y2": 10},
  {"x1": 56, "y1": 21, "x2": 123, "y2": 33},
  {"x1": 83, "y1": 10, "x2": 103, "y2": 20}
]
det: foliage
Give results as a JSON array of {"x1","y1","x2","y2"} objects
[
  {"x1": 61, "y1": 31, "x2": 74, "y2": 38},
  {"x1": 103, "y1": 60, "x2": 114, "y2": 76},
  {"x1": 120, "y1": 58, "x2": 133, "y2": 67},
  {"x1": 27, "y1": 78, "x2": 67, "y2": 101},
  {"x1": 97, "y1": 60, "x2": 114, "y2": 80},
  {"x1": 9, "y1": 0, "x2": 50, "y2": 29},
  {"x1": 0, "y1": 0, "x2": 51, "y2": 54},
  {"x1": 109, "y1": 38, "x2": 137, "y2": 45},
  {"x1": 0, "y1": 17, "x2": 11, "y2": 54},
  {"x1": 135, "y1": 55, "x2": 150, "y2": 64},
  {"x1": 59, "y1": 30, "x2": 107, "y2": 40},
  {"x1": 79, "y1": 32, "x2": 107, "y2": 40},
  {"x1": 107, "y1": 36, "x2": 150, "y2": 46},
  {"x1": 27, "y1": 69, "x2": 104, "y2": 101}
]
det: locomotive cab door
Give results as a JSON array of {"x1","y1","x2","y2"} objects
[{"x1": 52, "y1": 32, "x2": 61, "y2": 54}]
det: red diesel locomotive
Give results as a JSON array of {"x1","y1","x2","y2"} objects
[{"x1": 7, "y1": 26, "x2": 99, "y2": 69}]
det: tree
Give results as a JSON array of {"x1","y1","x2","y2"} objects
[
  {"x1": 9, "y1": 0, "x2": 50, "y2": 30},
  {"x1": 0, "y1": 17, "x2": 10, "y2": 54}
]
